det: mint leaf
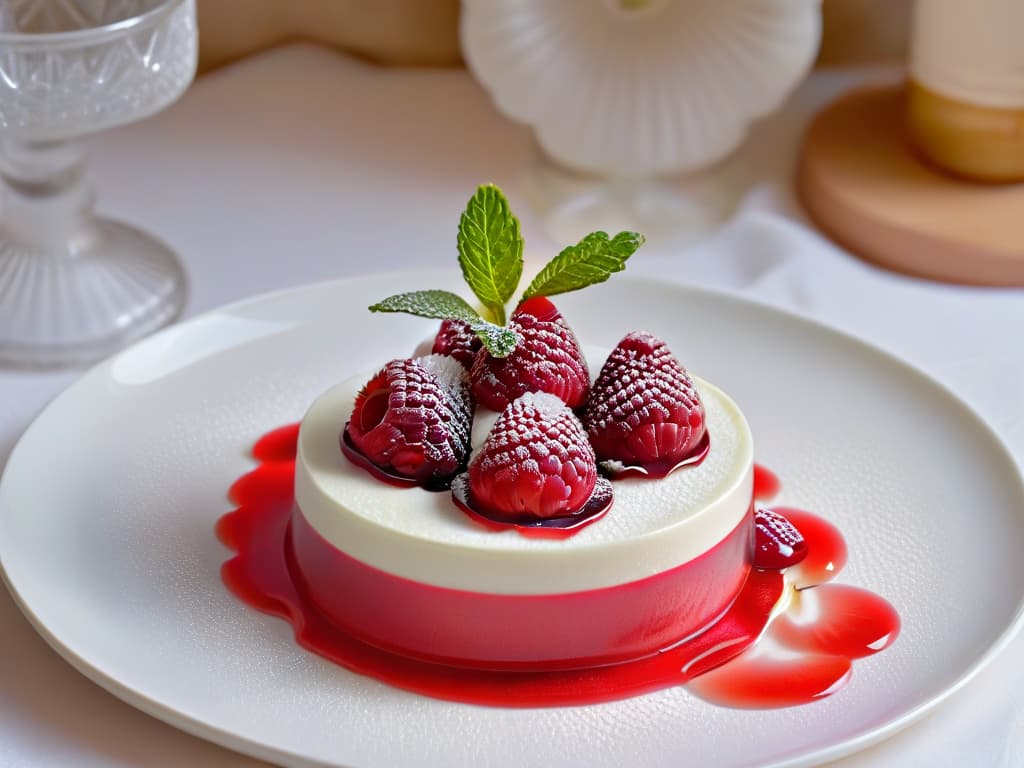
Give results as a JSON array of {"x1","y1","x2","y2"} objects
[
  {"x1": 456, "y1": 184, "x2": 523, "y2": 326},
  {"x1": 521, "y1": 231, "x2": 645, "y2": 300},
  {"x1": 467, "y1": 320, "x2": 519, "y2": 358},
  {"x1": 369, "y1": 289, "x2": 519, "y2": 358},
  {"x1": 370, "y1": 289, "x2": 481, "y2": 324}
]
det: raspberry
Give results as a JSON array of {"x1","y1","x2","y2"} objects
[
  {"x1": 431, "y1": 319, "x2": 482, "y2": 369},
  {"x1": 343, "y1": 355, "x2": 472, "y2": 487},
  {"x1": 460, "y1": 392, "x2": 607, "y2": 521},
  {"x1": 583, "y1": 332, "x2": 706, "y2": 477},
  {"x1": 753, "y1": 507, "x2": 808, "y2": 570},
  {"x1": 470, "y1": 297, "x2": 589, "y2": 411}
]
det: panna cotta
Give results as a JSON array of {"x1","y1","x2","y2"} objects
[
  {"x1": 291, "y1": 370, "x2": 754, "y2": 670},
  {"x1": 219, "y1": 185, "x2": 900, "y2": 708}
]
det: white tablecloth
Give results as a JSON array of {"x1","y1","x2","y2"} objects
[{"x1": 1, "y1": 44, "x2": 1022, "y2": 767}]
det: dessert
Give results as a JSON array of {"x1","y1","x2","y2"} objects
[
  {"x1": 292, "y1": 185, "x2": 753, "y2": 669},
  {"x1": 292, "y1": 359, "x2": 752, "y2": 669},
  {"x1": 219, "y1": 185, "x2": 899, "y2": 708}
]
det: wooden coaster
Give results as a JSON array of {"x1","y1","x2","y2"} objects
[{"x1": 798, "y1": 84, "x2": 1024, "y2": 287}]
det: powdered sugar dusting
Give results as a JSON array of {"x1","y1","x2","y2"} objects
[
  {"x1": 517, "y1": 391, "x2": 569, "y2": 421},
  {"x1": 417, "y1": 353, "x2": 468, "y2": 396}
]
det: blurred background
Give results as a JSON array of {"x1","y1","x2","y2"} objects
[{"x1": 195, "y1": 0, "x2": 910, "y2": 71}]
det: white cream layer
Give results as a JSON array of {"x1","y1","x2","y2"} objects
[{"x1": 294, "y1": 367, "x2": 753, "y2": 595}]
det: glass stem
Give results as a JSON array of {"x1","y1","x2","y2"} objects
[{"x1": 0, "y1": 139, "x2": 98, "y2": 255}]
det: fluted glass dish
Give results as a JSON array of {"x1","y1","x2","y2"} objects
[
  {"x1": 0, "y1": 0, "x2": 197, "y2": 368},
  {"x1": 461, "y1": 0, "x2": 821, "y2": 248}
]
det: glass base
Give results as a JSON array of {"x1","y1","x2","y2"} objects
[
  {"x1": 0, "y1": 219, "x2": 187, "y2": 369},
  {"x1": 522, "y1": 143, "x2": 739, "y2": 250}
]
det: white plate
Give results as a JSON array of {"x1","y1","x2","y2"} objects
[{"x1": 2, "y1": 273, "x2": 1023, "y2": 768}]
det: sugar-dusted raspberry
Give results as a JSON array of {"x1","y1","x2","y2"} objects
[
  {"x1": 344, "y1": 354, "x2": 472, "y2": 487},
  {"x1": 470, "y1": 297, "x2": 589, "y2": 411},
  {"x1": 431, "y1": 319, "x2": 482, "y2": 369},
  {"x1": 583, "y1": 331, "x2": 706, "y2": 477},
  {"x1": 463, "y1": 392, "x2": 604, "y2": 521},
  {"x1": 754, "y1": 507, "x2": 808, "y2": 570}
]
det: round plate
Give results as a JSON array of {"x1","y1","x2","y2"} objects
[{"x1": 2, "y1": 273, "x2": 1023, "y2": 768}]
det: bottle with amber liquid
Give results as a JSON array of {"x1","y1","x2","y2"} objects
[{"x1": 907, "y1": 0, "x2": 1024, "y2": 183}]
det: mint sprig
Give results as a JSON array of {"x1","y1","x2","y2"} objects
[
  {"x1": 522, "y1": 230, "x2": 645, "y2": 300},
  {"x1": 370, "y1": 289, "x2": 519, "y2": 358},
  {"x1": 456, "y1": 184, "x2": 523, "y2": 326},
  {"x1": 367, "y1": 184, "x2": 644, "y2": 359}
]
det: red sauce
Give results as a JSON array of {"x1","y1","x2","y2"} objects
[
  {"x1": 753, "y1": 463, "x2": 781, "y2": 501},
  {"x1": 218, "y1": 425, "x2": 899, "y2": 709},
  {"x1": 449, "y1": 475, "x2": 613, "y2": 539},
  {"x1": 606, "y1": 431, "x2": 712, "y2": 479},
  {"x1": 688, "y1": 653, "x2": 853, "y2": 709},
  {"x1": 340, "y1": 428, "x2": 458, "y2": 492},
  {"x1": 774, "y1": 506, "x2": 849, "y2": 589},
  {"x1": 687, "y1": 512, "x2": 898, "y2": 709}
]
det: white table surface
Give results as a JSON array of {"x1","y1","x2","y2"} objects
[{"x1": 2, "y1": 44, "x2": 1023, "y2": 768}]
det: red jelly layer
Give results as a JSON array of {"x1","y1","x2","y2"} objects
[
  {"x1": 290, "y1": 501, "x2": 754, "y2": 671},
  {"x1": 218, "y1": 426, "x2": 899, "y2": 709}
]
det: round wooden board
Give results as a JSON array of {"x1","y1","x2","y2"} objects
[{"x1": 798, "y1": 84, "x2": 1024, "y2": 287}]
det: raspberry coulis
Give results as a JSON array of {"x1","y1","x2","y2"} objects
[
  {"x1": 450, "y1": 474, "x2": 614, "y2": 539},
  {"x1": 339, "y1": 428, "x2": 460, "y2": 491},
  {"x1": 217, "y1": 424, "x2": 899, "y2": 709},
  {"x1": 603, "y1": 430, "x2": 711, "y2": 480}
]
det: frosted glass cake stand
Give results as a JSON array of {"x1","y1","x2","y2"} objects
[
  {"x1": 0, "y1": 0, "x2": 197, "y2": 368},
  {"x1": 462, "y1": 0, "x2": 821, "y2": 248}
]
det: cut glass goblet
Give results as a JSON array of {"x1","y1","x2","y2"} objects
[{"x1": 0, "y1": 0, "x2": 197, "y2": 368}]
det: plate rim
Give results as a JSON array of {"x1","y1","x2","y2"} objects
[{"x1": 2, "y1": 271, "x2": 1024, "y2": 768}]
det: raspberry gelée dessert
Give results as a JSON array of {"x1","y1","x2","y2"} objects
[
  {"x1": 218, "y1": 184, "x2": 899, "y2": 707},
  {"x1": 291, "y1": 367, "x2": 753, "y2": 670}
]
